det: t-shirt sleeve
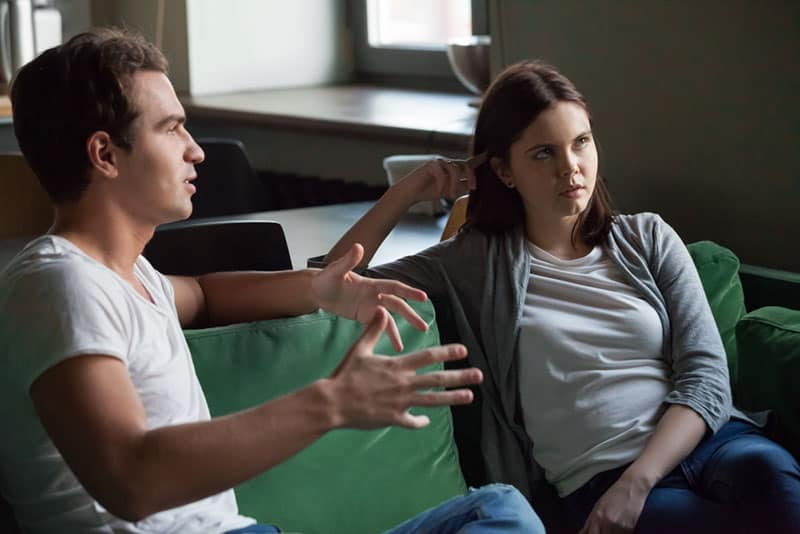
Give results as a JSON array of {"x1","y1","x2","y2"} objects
[{"x1": 4, "y1": 261, "x2": 131, "y2": 391}]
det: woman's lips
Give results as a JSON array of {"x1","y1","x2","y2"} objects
[{"x1": 559, "y1": 185, "x2": 584, "y2": 198}]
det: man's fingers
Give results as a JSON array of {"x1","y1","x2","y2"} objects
[
  {"x1": 411, "y1": 368, "x2": 483, "y2": 390},
  {"x1": 352, "y1": 306, "x2": 388, "y2": 354},
  {"x1": 374, "y1": 280, "x2": 427, "y2": 302},
  {"x1": 326, "y1": 243, "x2": 364, "y2": 276},
  {"x1": 397, "y1": 343, "x2": 468, "y2": 370},
  {"x1": 410, "y1": 388, "x2": 475, "y2": 407},
  {"x1": 396, "y1": 412, "x2": 431, "y2": 429},
  {"x1": 378, "y1": 294, "x2": 428, "y2": 332},
  {"x1": 385, "y1": 313, "x2": 403, "y2": 352}
]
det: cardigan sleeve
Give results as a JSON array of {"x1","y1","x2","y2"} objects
[
  {"x1": 364, "y1": 240, "x2": 449, "y2": 298},
  {"x1": 648, "y1": 215, "x2": 732, "y2": 432}
]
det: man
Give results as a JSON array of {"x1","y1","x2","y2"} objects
[{"x1": 0, "y1": 28, "x2": 543, "y2": 533}]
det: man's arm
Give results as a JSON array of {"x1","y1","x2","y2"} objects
[
  {"x1": 30, "y1": 308, "x2": 482, "y2": 522},
  {"x1": 169, "y1": 244, "x2": 430, "y2": 351}
]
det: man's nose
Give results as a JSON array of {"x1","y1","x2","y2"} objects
[{"x1": 186, "y1": 134, "x2": 204, "y2": 165}]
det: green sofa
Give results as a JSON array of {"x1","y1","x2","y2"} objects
[
  {"x1": 1, "y1": 241, "x2": 798, "y2": 533},
  {"x1": 185, "y1": 240, "x2": 800, "y2": 533}
]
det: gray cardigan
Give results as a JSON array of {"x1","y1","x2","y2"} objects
[{"x1": 368, "y1": 212, "x2": 737, "y2": 500}]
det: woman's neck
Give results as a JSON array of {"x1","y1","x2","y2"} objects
[{"x1": 524, "y1": 213, "x2": 591, "y2": 260}]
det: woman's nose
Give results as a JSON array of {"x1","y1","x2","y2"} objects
[{"x1": 559, "y1": 151, "x2": 579, "y2": 178}]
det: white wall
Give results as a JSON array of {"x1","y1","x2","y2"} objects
[
  {"x1": 91, "y1": 0, "x2": 350, "y2": 96},
  {"x1": 490, "y1": 1, "x2": 800, "y2": 270},
  {"x1": 185, "y1": 0, "x2": 350, "y2": 95}
]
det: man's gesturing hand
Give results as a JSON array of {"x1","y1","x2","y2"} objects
[
  {"x1": 311, "y1": 243, "x2": 428, "y2": 352},
  {"x1": 325, "y1": 307, "x2": 483, "y2": 430}
]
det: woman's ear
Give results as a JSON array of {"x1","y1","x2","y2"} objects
[
  {"x1": 490, "y1": 156, "x2": 515, "y2": 189},
  {"x1": 86, "y1": 131, "x2": 118, "y2": 179}
]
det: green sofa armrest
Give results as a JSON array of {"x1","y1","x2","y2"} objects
[
  {"x1": 184, "y1": 299, "x2": 466, "y2": 534},
  {"x1": 739, "y1": 264, "x2": 800, "y2": 312},
  {"x1": 736, "y1": 306, "x2": 800, "y2": 459}
]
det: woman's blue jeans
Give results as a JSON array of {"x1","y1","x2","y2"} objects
[{"x1": 562, "y1": 420, "x2": 800, "y2": 533}]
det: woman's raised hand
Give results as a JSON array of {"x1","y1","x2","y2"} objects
[{"x1": 399, "y1": 153, "x2": 486, "y2": 203}]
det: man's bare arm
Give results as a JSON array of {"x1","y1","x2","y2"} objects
[
  {"x1": 30, "y1": 309, "x2": 482, "y2": 522},
  {"x1": 168, "y1": 245, "x2": 429, "y2": 351}
]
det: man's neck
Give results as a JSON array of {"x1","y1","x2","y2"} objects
[{"x1": 51, "y1": 201, "x2": 155, "y2": 279}]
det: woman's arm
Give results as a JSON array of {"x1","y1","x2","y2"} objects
[
  {"x1": 326, "y1": 158, "x2": 475, "y2": 267},
  {"x1": 580, "y1": 404, "x2": 707, "y2": 533}
]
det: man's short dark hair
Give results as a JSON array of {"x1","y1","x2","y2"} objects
[{"x1": 11, "y1": 27, "x2": 168, "y2": 203}]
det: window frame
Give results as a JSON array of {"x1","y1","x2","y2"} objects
[{"x1": 348, "y1": 0, "x2": 488, "y2": 89}]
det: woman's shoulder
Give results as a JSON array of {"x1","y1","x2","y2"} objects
[
  {"x1": 612, "y1": 212, "x2": 677, "y2": 242},
  {"x1": 613, "y1": 211, "x2": 667, "y2": 230}
]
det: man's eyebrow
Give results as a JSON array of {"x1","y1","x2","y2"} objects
[
  {"x1": 524, "y1": 130, "x2": 593, "y2": 153},
  {"x1": 154, "y1": 114, "x2": 186, "y2": 129}
]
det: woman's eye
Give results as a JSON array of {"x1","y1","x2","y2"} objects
[
  {"x1": 575, "y1": 136, "x2": 591, "y2": 148},
  {"x1": 533, "y1": 148, "x2": 552, "y2": 160}
]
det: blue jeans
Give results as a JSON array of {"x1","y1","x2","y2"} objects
[
  {"x1": 225, "y1": 525, "x2": 280, "y2": 533},
  {"x1": 562, "y1": 420, "x2": 800, "y2": 533},
  {"x1": 226, "y1": 484, "x2": 542, "y2": 534},
  {"x1": 384, "y1": 483, "x2": 544, "y2": 534}
]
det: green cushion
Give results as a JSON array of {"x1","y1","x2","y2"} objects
[
  {"x1": 687, "y1": 241, "x2": 746, "y2": 394},
  {"x1": 736, "y1": 306, "x2": 800, "y2": 458},
  {"x1": 184, "y1": 300, "x2": 467, "y2": 534}
]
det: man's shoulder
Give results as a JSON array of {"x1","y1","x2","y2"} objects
[
  {"x1": 0, "y1": 236, "x2": 127, "y2": 313},
  {"x1": 3, "y1": 236, "x2": 101, "y2": 285}
]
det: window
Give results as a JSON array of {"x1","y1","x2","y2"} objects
[
  {"x1": 350, "y1": 0, "x2": 488, "y2": 89},
  {"x1": 367, "y1": 0, "x2": 472, "y2": 49}
]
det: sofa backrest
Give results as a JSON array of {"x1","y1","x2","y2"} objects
[{"x1": 185, "y1": 299, "x2": 466, "y2": 534}]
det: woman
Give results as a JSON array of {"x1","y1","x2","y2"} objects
[{"x1": 326, "y1": 61, "x2": 800, "y2": 533}]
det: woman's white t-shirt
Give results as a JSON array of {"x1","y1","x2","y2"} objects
[{"x1": 518, "y1": 243, "x2": 671, "y2": 497}]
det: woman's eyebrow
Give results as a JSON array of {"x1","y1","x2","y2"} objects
[{"x1": 524, "y1": 130, "x2": 593, "y2": 153}]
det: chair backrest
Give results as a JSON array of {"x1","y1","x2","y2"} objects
[
  {"x1": 440, "y1": 194, "x2": 469, "y2": 241},
  {"x1": 191, "y1": 138, "x2": 268, "y2": 218},
  {"x1": 144, "y1": 219, "x2": 292, "y2": 276},
  {"x1": 0, "y1": 153, "x2": 53, "y2": 239}
]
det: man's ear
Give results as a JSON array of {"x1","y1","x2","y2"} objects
[
  {"x1": 86, "y1": 131, "x2": 119, "y2": 179},
  {"x1": 490, "y1": 156, "x2": 514, "y2": 188}
]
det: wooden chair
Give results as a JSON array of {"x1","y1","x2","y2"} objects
[
  {"x1": 0, "y1": 153, "x2": 53, "y2": 239},
  {"x1": 440, "y1": 194, "x2": 469, "y2": 241}
]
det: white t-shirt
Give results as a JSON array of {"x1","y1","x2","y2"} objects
[
  {"x1": 518, "y1": 242, "x2": 671, "y2": 496},
  {"x1": 0, "y1": 236, "x2": 254, "y2": 533}
]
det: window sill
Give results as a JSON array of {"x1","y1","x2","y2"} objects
[{"x1": 181, "y1": 84, "x2": 477, "y2": 151}]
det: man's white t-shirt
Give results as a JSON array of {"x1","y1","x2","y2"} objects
[{"x1": 0, "y1": 236, "x2": 254, "y2": 533}]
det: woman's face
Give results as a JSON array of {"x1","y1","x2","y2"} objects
[{"x1": 494, "y1": 101, "x2": 598, "y2": 226}]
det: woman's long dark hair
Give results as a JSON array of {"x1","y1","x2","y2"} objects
[{"x1": 465, "y1": 61, "x2": 615, "y2": 246}]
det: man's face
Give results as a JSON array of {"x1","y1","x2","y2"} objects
[{"x1": 113, "y1": 70, "x2": 204, "y2": 226}]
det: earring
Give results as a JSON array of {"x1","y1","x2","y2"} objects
[{"x1": 505, "y1": 181, "x2": 515, "y2": 189}]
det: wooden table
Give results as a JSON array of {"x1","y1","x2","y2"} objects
[{"x1": 0, "y1": 202, "x2": 448, "y2": 271}]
